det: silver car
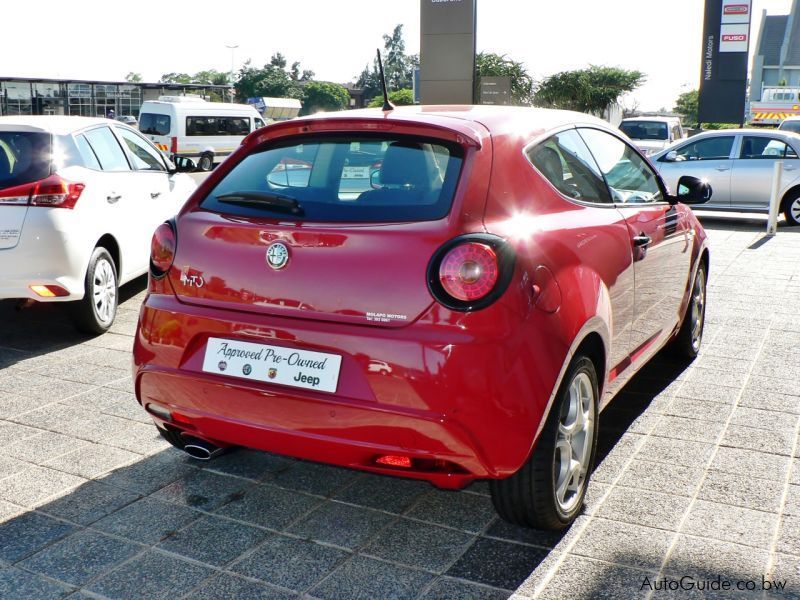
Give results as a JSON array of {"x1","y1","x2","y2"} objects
[{"x1": 652, "y1": 129, "x2": 800, "y2": 225}]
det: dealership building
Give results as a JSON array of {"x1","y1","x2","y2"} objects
[{"x1": 0, "y1": 77, "x2": 229, "y2": 118}]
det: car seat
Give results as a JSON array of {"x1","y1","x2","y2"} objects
[
  {"x1": 358, "y1": 141, "x2": 431, "y2": 203},
  {"x1": 0, "y1": 147, "x2": 11, "y2": 181},
  {"x1": 534, "y1": 146, "x2": 565, "y2": 188}
]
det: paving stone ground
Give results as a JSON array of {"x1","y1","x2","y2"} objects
[{"x1": 0, "y1": 214, "x2": 798, "y2": 599}]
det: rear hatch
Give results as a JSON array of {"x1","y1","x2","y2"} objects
[
  {"x1": 0, "y1": 130, "x2": 52, "y2": 249},
  {"x1": 169, "y1": 132, "x2": 479, "y2": 328}
]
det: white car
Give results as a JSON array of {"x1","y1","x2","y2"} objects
[
  {"x1": 0, "y1": 116, "x2": 197, "y2": 333},
  {"x1": 619, "y1": 116, "x2": 686, "y2": 156}
]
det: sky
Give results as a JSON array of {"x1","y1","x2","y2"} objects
[{"x1": 2, "y1": 0, "x2": 795, "y2": 110}]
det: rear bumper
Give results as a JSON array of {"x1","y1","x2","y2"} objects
[{"x1": 133, "y1": 293, "x2": 568, "y2": 487}]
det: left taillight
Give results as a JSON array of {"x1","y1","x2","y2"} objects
[
  {"x1": 427, "y1": 234, "x2": 515, "y2": 311},
  {"x1": 0, "y1": 175, "x2": 84, "y2": 209},
  {"x1": 150, "y1": 220, "x2": 176, "y2": 278}
]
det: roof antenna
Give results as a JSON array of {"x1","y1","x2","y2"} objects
[{"x1": 376, "y1": 48, "x2": 395, "y2": 112}]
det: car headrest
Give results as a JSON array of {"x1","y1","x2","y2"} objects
[{"x1": 379, "y1": 142, "x2": 429, "y2": 189}]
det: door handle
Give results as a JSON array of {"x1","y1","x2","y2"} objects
[
  {"x1": 785, "y1": 165, "x2": 796, "y2": 171},
  {"x1": 632, "y1": 233, "x2": 652, "y2": 247},
  {"x1": 715, "y1": 166, "x2": 730, "y2": 171},
  {"x1": 107, "y1": 194, "x2": 121, "y2": 204},
  {"x1": 150, "y1": 192, "x2": 161, "y2": 199}
]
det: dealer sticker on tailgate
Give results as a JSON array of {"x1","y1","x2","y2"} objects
[{"x1": 202, "y1": 337, "x2": 342, "y2": 393}]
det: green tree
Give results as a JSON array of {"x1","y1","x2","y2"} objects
[
  {"x1": 234, "y1": 55, "x2": 309, "y2": 101},
  {"x1": 301, "y1": 81, "x2": 350, "y2": 115},
  {"x1": 475, "y1": 52, "x2": 535, "y2": 105},
  {"x1": 367, "y1": 88, "x2": 415, "y2": 108},
  {"x1": 535, "y1": 65, "x2": 646, "y2": 116},
  {"x1": 159, "y1": 72, "x2": 193, "y2": 84},
  {"x1": 674, "y1": 89, "x2": 698, "y2": 126},
  {"x1": 193, "y1": 70, "x2": 230, "y2": 86},
  {"x1": 355, "y1": 24, "x2": 418, "y2": 103},
  {"x1": 125, "y1": 72, "x2": 142, "y2": 83}
]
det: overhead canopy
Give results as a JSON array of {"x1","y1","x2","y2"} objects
[{"x1": 246, "y1": 97, "x2": 302, "y2": 120}]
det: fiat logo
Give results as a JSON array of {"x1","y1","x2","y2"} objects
[{"x1": 266, "y1": 242, "x2": 289, "y2": 270}]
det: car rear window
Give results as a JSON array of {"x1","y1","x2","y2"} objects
[
  {"x1": 200, "y1": 135, "x2": 465, "y2": 222},
  {"x1": 139, "y1": 113, "x2": 171, "y2": 136},
  {"x1": 0, "y1": 132, "x2": 52, "y2": 189}
]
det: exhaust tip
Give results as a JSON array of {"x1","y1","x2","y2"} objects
[{"x1": 182, "y1": 437, "x2": 226, "y2": 461}]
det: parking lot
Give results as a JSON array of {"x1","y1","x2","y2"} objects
[{"x1": 0, "y1": 214, "x2": 796, "y2": 599}]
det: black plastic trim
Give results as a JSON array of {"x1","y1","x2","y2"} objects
[{"x1": 426, "y1": 233, "x2": 516, "y2": 312}]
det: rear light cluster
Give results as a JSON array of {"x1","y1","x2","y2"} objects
[
  {"x1": 427, "y1": 234, "x2": 515, "y2": 311},
  {"x1": 0, "y1": 175, "x2": 85, "y2": 209},
  {"x1": 150, "y1": 220, "x2": 177, "y2": 278}
]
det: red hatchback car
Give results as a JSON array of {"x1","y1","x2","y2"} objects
[{"x1": 134, "y1": 106, "x2": 710, "y2": 529}]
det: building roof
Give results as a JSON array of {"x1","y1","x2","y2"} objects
[
  {"x1": 0, "y1": 76, "x2": 228, "y2": 89},
  {"x1": 759, "y1": 15, "x2": 789, "y2": 65}
]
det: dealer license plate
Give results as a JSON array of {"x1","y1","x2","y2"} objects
[{"x1": 202, "y1": 337, "x2": 342, "y2": 393}]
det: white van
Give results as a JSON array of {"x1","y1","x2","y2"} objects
[
  {"x1": 619, "y1": 116, "x2": 686, "y2": 156},
  {"x1": 138, "y1": 96, "x2": 267, "y2": 171}
]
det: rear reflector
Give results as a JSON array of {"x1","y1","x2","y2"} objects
[
  {"x1": 375, "y1": 455, "x2": 413, "y2": 468},
  {"x1": 30, "y1": 284, "x2": 69, "y2": 298},
  {"x1": 171, "y1": 136, "x2": 178, "y2": 154}
]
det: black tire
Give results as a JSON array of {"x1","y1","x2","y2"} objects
[
  {"x1": 669, "y1": 261, "x2": 707, "y2": 360},
  {"x1": 198, "y1": 153, "x2": 213, "y2": 172},
  {"x1": 783, "y1": 191, "x2": 800, "y2": 226},
  {"x1": 490, "y1": 355, "x2": 599, "y2": 530},
  {"x1": 157, "y1": 426, "x2": 186, "y2": 450},
  {"x1": 70, "y1": 247, "x2": 118, "y2": 335}
]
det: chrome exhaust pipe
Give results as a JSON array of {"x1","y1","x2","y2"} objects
[{"x1": 182, "y1": 437, "x2": 226, "y2": 461}]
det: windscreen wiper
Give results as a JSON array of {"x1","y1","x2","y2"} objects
[{"x1": 215, "y1": 191, "x2": 304, "y2": 216}]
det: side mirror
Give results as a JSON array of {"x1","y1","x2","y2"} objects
[
  {"x1": 369, "y1": 168, "x2": 382, "y2": 189},
  {"x1": 674, "y1": 175, "x2": 712, "y2": 205},
  {"x1": 664, "y1": 150, "x2": 679, "y2": 162},
  {"x1": 172, "y1": 156, "x2": 196, "y2": 173}
]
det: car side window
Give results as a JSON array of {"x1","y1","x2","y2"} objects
[
  {"x1": 255, "y1": 118, "x2": 266, "y2": 129},
  {"x1": 739, "y1": 136, "x2": 799, "y2": 159},
  {"x1": 115, "y1": 127, "x2": 166, "y2": 171},
  {"x1": 82, "y1": 127, "x2": 130, "y2": 172},
  {"x1": 578, "y1": 128, "x2": 664, "y2": 204},
  {"x1": 74, "y1": 135, "x2": 102, "y2": 170},
  {"x1": 527, "y1": 129, "x2": 612, "y2": 204},
  {"x1": 671, "y1": 136, "x2": 735, "y2": 161}
]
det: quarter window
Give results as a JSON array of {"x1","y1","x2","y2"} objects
[
  {"x1": 75, "y1": 134, "x2": 101, "y2": 170},
  {"x1": 739, "y1": 136, "x2": 799, "y2": 159},
  {"x1": 116, "y1": 127, "x2": 166, "y2": 171},
  {"x1": 578, "y1": 128, "x2": 664, "y2": 204},
  {"x1": 670, "y1": 136, "x2": 734, "y2": 161},
  {"x1": 527, "y1": 129, "x2": 611, "y2": 203},
  {"x1": 83, "y1": 127, "x2": 129, "y2": 172}
]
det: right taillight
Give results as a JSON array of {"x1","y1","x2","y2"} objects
[
  {"x1": 428, "y1": 234, "x2": 515, "y2": 311},
  {"x1": 150, "y1": 220, "x2": 176, "y2": 278},
  {"x1": 0, "y1": 175, "x2": 84, "y2": 209}
]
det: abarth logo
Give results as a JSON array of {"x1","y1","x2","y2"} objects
[
  {"x1": 266, "y1": 242, "x2": 289, "y2": 270},
  {"x1": 268, "y1": 368, "x2": 277, "y2": 379}
]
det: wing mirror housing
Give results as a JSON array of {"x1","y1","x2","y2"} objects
[
  {"x1": 171, "y1": 156, "x2": 197, "y2": 173},
  {"x1": 664, "y1": 150, "x2": 679, "y2": 162},
  {"x1": 673, "y1": 175, "x2": 712, "y2": 205}
]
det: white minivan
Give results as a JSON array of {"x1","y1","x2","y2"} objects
[
  {"x1": 619, "y1": 116, "x2": 686, "y2": 156},
  {"x1": 138, "y1": 96, "x2": 267, "y2": 171}
]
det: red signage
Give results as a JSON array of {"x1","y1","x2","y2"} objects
[
  {"x1": 722, "y1": 34, "x2": 747, "y2": 42},
  {"x1": 724, "y1": 4, "x2": 749, "y2": 14}
]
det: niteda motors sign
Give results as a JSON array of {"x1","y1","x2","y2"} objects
[{"x1": 698, "y1": 0, "x2": 752, "y2": 124}]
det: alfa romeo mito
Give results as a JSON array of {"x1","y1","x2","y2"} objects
[{"x1": 133, "y1": 106, "x2": 710, "y2": 529}]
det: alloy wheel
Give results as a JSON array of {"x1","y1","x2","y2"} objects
[
  {"x1": 554, "y1": 371, "x2": 595, "y2": 513},
  {"x1": 92, "y1": 258, "x2": 116, "y2": 324},
  {"x1": 690, "y1": 268, "x2": 706, "y2": 353},
  {"x1": 791, "y1": 197, "x2": 800, "y2": 224}
]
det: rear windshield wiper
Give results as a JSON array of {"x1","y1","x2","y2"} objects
[{"x1": 215, "y1": 191, "x2": 304, "y2": 216}]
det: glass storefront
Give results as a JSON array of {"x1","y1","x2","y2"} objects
[{"x1": 1, "y1": 80, "x2": 215, "y2": 118}]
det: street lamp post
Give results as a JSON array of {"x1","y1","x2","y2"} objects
[{"x1": 225, "y1": 44, "x2": 238, "y2": 103}]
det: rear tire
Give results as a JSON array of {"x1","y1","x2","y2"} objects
[
  {"x1": 70, "y1": 247, "x2": 118, "y2": 335},
  {"x1": 490, "y1": 355, "x2": 599, "y2": 530},
  {"x1": 783, "y1": 191, "x2": 800, "y2": 226},
  {"x1": 198, "y1": 153, "x2": 213, "y2": 172},
  {"x1": 669, "y1": 261, "x2": 707, "y2": 360}
]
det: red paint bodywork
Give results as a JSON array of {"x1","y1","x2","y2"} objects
[{"x1": 133, "y1": 106, "x2": 708, "y2": 489}]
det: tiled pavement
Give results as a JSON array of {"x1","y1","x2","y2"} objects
[{"x1": 0, "y1": 215, "x2": 799, "y2": 599}]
